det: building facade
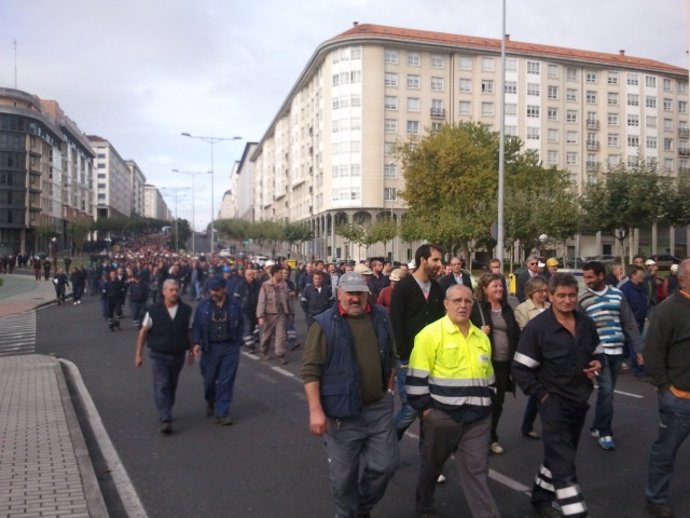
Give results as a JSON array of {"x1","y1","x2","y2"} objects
[
  {"x1": 223, "y1": 142, "x2": 257, "y2": 221},
  {"x1": 0, "y1": 88, "x2": 94, "y2": 254},
  {"x1": 127, "y1": 160, "x2": 146, "y2": 217},
  {"x1": 251, "y1": 23, "x2": 690, "y2": 261},
  {"x1": 144, "y1": 184, "x2": 171, "y2": 221},
  {"x1": 88, "y1": 136, "x2": 133, "y2": 220}
]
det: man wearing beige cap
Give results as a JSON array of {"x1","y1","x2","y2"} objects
[
  {"x1": 301, "y1": 271, "x2": 398, "y2": 518},
  {"x1": 377, "y1": 268, "x2": 403, "y2": 312}
]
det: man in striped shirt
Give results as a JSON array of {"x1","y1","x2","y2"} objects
[{"x1": 579, "y1": 261, "x2": 643, "y2": 450}]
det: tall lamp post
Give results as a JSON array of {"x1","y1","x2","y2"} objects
[
  {"x1": 172, "y1": 169, "x2": 212, "y2": 255},
  {"x1": 181, "y1": 132, "x2": 241, "y2": 254},
  {"x1": 161, "y1": 186, "x2": 190, "y2": 251}
]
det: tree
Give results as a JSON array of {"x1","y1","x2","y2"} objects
[
  {"x1": 397, "y1": 122, "x2": 500, "y2": 262},
  {"x1": 580, "y1": 161, "x2": 663, "y2": 263},
  {"x1": 367, "y1": 216, "x2": 398, "y2": 257},
  {"x1": 283, "y1": 222, "x2": 314, "y2": 260},
  {"x1": 336, "y1": 223, "x2": 366, "y2": 259}
]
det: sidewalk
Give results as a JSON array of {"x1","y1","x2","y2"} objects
[{"x1": 0, "y1": 273, "x2": 109, "y2": 518}]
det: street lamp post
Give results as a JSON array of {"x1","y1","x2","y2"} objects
[
  {"x1": 181, "y1": 132, "x2": 241, "y2": 254},
  {"x1": 172, "y1": 169, "x2": 212, "y2": 255},
  {"x1": 161, "y1": 187, "x2": 190, "y2": 252}
]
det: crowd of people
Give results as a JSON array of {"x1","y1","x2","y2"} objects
[{"x1": 16, "y1": 232, "x2": 686, "y2": 518}]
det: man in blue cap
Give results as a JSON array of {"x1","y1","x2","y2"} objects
[{"x1": 192, "y1": 275, "x2": 244, "y2": 424}]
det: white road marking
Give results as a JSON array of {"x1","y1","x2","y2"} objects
[
  {"x1": 613, "y1": 389, "x2": 644, "y2": 399},
  {"x1": 271, "y1": 366, "x2": 294, "y2": 377}
]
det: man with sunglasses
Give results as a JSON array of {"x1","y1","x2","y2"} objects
[{"x1": 517, "y1": 255, "x2": 543, "y2": 303}]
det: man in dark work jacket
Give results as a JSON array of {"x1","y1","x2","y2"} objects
[{"x1": 134, "y1": 278, "x2": 193, "y2": 434}]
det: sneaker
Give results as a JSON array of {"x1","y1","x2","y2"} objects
[
  {"x1": 598, "y1": 435, "x2": 615, "y2": 450},
  {"x1": 216, "y1": 416, "x2": 234, "y2": 426},
  {"x1": 489, "y1": 442, "x2": 504, "y2": 454},
  {"x1": 279, "y1": 356, "x2": 288, "y2": 365},
  {"x1": 646, "y1": 502, "x2": 674, "y2": 518},
  {"x1": 522, "y1": 430, "x2": 540, "y2": 440},
  {"x1": 591, "y1": 428, "x2": 601, "y2": 438},
  {"x1": 436, "y1": 473, "x2": 447, "y2": 484},
  {"x1": 160, "y1": 420, "x2": 172, "y2": 434}
]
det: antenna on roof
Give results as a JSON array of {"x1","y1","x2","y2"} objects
[{"x1": 13, "y1": 39, "x2": 18, "y2": 89}]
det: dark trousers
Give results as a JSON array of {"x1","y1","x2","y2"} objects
[
  {"x1": 130, "y1": 301, "x2": 147, "y2": 326},
  {"x1": 200, "y1": 342, "x2": 241, "y2": 417},
  {"x1": 149, "y1": 350, "x2": 185, "y2": 423},
  {"x1": 416, "y1": 411, "x2": 498, "y2": 518},
  {"x1": 532, "y1": 395, "x2": 589, "y2": 517},
  {"x1": 491, "y1": 360, "x2": 511, "y2": 443}
]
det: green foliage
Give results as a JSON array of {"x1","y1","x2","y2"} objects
[
  {"x1": 336, "y1": 223, "x2": 366, "y2": 246},
  {"x1": 283, "y1": 222, "x2": 314, "y2": 245}
]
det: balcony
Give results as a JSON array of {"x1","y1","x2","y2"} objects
[
  {"x1": 586, "y1": 120, "x2": 600, "y2": 130},
  {"x1": 679, "y1": 127, "x2": 690, "y2": 138},
  {"x1": 679, "y1": 148, "x2": 690, "y2": 156},
  {"x1": 586, "y1": 140, "x2": 600, "y2": 151},
  {"x1": 430, "y1": 108, "x2": 446, "y2": 119},
  {"x1": 586, "y1": 161, "x2": 599, "y2": 172}
]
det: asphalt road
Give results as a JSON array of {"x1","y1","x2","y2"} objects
[{"x1": 35, "y1": 292, "x2": 690, "y2": 518}]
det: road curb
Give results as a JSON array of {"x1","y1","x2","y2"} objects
[{"x1": 60, "y1": 358, "x2": 149, "y2": 518}]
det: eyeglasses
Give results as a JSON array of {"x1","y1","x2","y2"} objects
[{"x1": 529, "y1": 262, "x2": 538, "y2": 266}]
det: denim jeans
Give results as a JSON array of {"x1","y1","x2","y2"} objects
[
  {"x1": 200, "y1": 342, "x2": 242, "y2": 418},
  {"x1": 646, "y1": 389, "x2": 690, "y2": 504},
  {"x1": 591, "y1": 354, "x2": 623, "y2": 436},
  {"x1": 149, "y1": 350, "x2": 185, "y2": 422},
  {"x1": 394, "y1": 361, "x2": 418, "y2": 440}
]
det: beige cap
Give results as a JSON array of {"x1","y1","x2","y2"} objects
[
  {"x1": 354, "y1": 263, "x2": 373, "y2": 275},
  {"x1": 389, "y1": 268, "x2": 403, "y2": 282}
]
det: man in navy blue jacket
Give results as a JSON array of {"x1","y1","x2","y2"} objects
[{"x1": 192, "y1": 276, "x2": 244, "y2": 425}]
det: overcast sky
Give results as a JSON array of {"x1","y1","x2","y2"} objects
[{"x1": 2, "y1": 0, "x2": 688, "y2": 228}]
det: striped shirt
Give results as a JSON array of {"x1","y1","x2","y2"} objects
[{"x1": 578, "y1": 286, "x2": 626, "y2": 355}]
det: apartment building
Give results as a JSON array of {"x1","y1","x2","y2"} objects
[
  {"x1": 127, "y1": 160, "x2": 146, "y2": 217},
  {"x1": 0, "y1": 88, "x2": 94, "y2": 254},
  {"x1": 144, "y1": 184, "x2": 171, "y2": 221},
  {"x1": 88, "y1": 136, "x2": 133, "y2": 220},
  {"x1": 224, "y1": 142, "x2": 257, "y2": 221},
  {"x1": 252, "y1": 23, "x2": 690, "y2": 261}
]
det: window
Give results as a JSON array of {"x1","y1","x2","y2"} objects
[
  {"x1": 663, "y1": 78, "x2": 672, "y2": 92},
  {"x1": 505, "y1": 103, "x2": 517, "y2": 116},
  {"x1": 646, "y1": 116, "x2": 657, "y2": 128},
  {"x1": 627, "y1": 155, "x2": 638, "y2": 167},
  {"x1": 548, "y1": 129, "x2": 559, "y2": 144},
  {"x1": 664, "y1": 158, "x2": 674, "y2": 173},
  {"x1": 384, "y1": 188, "x2": 398, "y2": 201},
  {"x1": 431, "y1": 77, "x2": 444, "y2": 91},
  {"x1": 646, "y1": 76, "x2": 657, "y2": 88},
  {"x1": 627, "y1": 73, "x2": 639, "y2": 86},
  {"x1": 332, "y1": 74, "x2": 340, "y2": 87},
  {"x1": 547, "y1": 85, "x2": 559, "y2": 99},
  {"x1": 351, "y1": 47, "x2": 361, "y2": 60},
  {"x1": 664, "y1": 138, "x2": 674, "y2": 151},
  {"x1": 384, "y1": 163, "x2": 397, "y2": 178},
  {"x1": 504, "y1": 81, "x2": 517, "y2": 94},
  {"x1": 547, "y1": 107, "x2": 559, "y2": 121},
  {"x1": 663, "y1": 98, "x2": 673, "y2": 111},
  {"x1": 407, "y1": 52, "x2": 420, "y2": 66},
  {"x1": 350, "y1": 163, "x2": 361, "y2": 175},
  {"x1": 526, "y1": 127, "x2": 540, "y2": 140},
  {"x1": 481, "y1": 80, "x2": 494, "y2": 94},
  {"x1": 407, "y1": 121, "x2": 420, "y2": 134},
  {"x1": 566, "y1": 152, "x2": 578, "y2": 165},
  {"x1": 431, "y1": 122, "x2": 443, "y2": 133},
  {"x1": 607, "y1": 72, "x2": 619, "y2": 85},
  {"x1": 627, "y1": 94, "x2": 639, "y2": 106},
  {"x1": 482, "y1": 57, "x2": 495, "y2": 72},
  {"x1": 481, "y1": 102, "x2": 494, "y2": 116},
  {"x1": 679, "y1": 101, "x2": 688, "y2": 113},
  {"x1": 384, "y1": 49, "x2": 398, "y2": 64},
  {"x1": 384, "y1": 72, "x2": 398, "y2": 87},
  {"x1": 459, "y1": 78, "x2": 472, "y2": 93},
  {"x1": 646, "y1": 96, "x2": 657, "y2": 108},
  {"x1": 384, "y1": 96, "x2": 398, "y2": 110},
  {"x1": 607, "y1": 92, "x2": 619, "y2": 105},
  {"x1": 627, "y1": 114, "x2": 639, "y2": 127},
  {"x1": 586, "y1": 91, "x2": 597, "y2": 104},
  {"x1": 627, "y1": 135, "x2": 640, "y2": 147},
  {"x1": 407, "y1": 97, "x2": 420, "y2": 112},
  {"x1": 566, "y1": 110, "x2": 578, "y2": 123},
  {"x1": 459, "y1": 101, "x2": 471, "y2": 115},
  {"x1": 527, "y1": 61, "x2": 540, "y2": 74},
  {"x1": 431, "y1": 55, "x2": 444, "y2": 68},
  {"x1": 505, "y1": 58, "x2": 518, "y2": 72},
  {"x1": 586, "y1": 71, "x2": 597, "y2": 84},
  {"x1": 607, "y1": 113, "x2": 619, "y2": 126},
  {"x1": 351, "y1": 95, "x2": 361, "y2": 107},
  {"x1": 566, "y1": 131, "x2": 578, "y2": 144},
  {"x1": 646, "y1": 136, "x2": 657, "y2": 149},
  {"x1": 566, "y1": 89, "x2": 577, "y2": 102},
  {"x1": 679, "y1": 81, "x2": 688, "y2": 94},
  {"x1": 505, "y1": 125, "x2": 518, "y2": 136},
  {"x1": 566, "y1": 68, "x2": 577, "y2": 82},
  {"x1": 547, "y1": 150, "x2": 559, "y2": 165},
  {"x1": 384, "y1": 142, "x2": 396, "y2": 155},
  {"x1": 459, "y1": 56, "x2": 472, "y2": 70},
  {"x1": 608, "y1": 134, "x2": 619, "y2": 147},
  {"x1": 384, "y1": 119, "x2": 398, "y2": 133},
  {"x1": 407, "y1": 74, "x2": 420, "y2": 89},
  {"x1": 548, "y1": 64, "x2": 559, "y2": 79},
  {"x1": 527, "y1": 83, "x2": 540, "y2": 96},
  {"x1": 527, "y1": 105, "x2": 540, "y2": 118},
  {"x1": 607, "y1": 154, "x2": 621, "y2": 167},
  {"x1": 431, "y1": 99, "x2": 444, "y2": 114},
  {"x1": 664, "y1": 118, "x2": 673, "y2": 131}
]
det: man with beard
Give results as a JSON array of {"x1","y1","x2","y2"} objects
[
  {"x1": 192, "y1": 276, "x2": 244, "y2": 424},
  {"x1": 389, "y1": 244, "x2": 446, "y2": 441}
]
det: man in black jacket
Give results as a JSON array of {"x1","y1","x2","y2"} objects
[
  {"x1": 134, "y1": 279, "x2": 193, "y2": 434},
  {"x1": 389, "y1": 244, "x2": 445, "y2": 440},
  {"x1": 103, "y1": 269, "x2": 126, "y2": 331},
  {"x1": 438, "y1": 256, "x2": 473, "y2": 294},
  {"x1": 300, "y1": 271, "x2": 334, "y2": 329}
]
